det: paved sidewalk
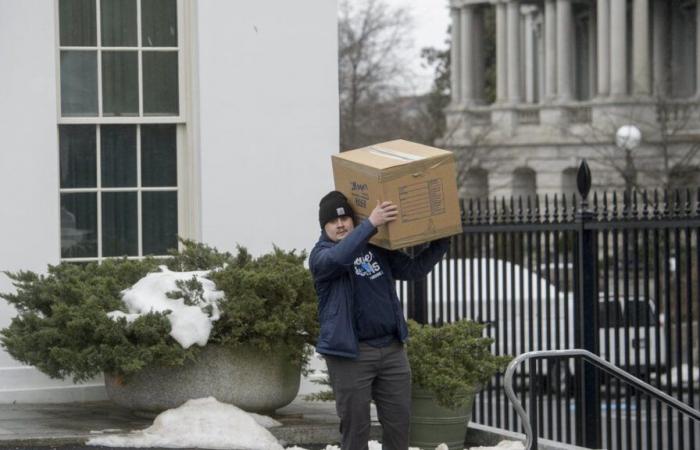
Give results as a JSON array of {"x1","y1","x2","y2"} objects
[
  {"x1": 0, "y1": 398, "x2": 591, "y2": 450},
  {"x1": 0, "y1": 397, "x2": 381, "y2": 447}
]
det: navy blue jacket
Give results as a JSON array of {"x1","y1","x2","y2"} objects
[{"x1": 309, "y1": 219, "x2": 450, "y2": 358}]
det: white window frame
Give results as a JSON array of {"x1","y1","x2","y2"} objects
[{"x1": 55, "y1": 0, "x2": 198, "y2": 262}]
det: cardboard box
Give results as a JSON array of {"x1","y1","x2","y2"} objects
[{"x1": 332, "y1": 139, "x2": 462, "y2": 250}]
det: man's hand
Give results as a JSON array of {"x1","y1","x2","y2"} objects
[{"x1": 369, "y1": 201, "x2": 399, "y2": 227}]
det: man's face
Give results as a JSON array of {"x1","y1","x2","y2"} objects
[{"x1": 324, "y1": 216, "x2": 355, "y2": 242}]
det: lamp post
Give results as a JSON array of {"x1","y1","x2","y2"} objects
[{"x1": 615, "y1": 125, "x2": 642, "y2": 193}]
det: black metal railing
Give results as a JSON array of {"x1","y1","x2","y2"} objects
[
  {"x1": 400, "y1": 160, "x2": 700, "y2": 449},
  {"x1": 504, "y1": 349, "x2": 700, "y2": 450}
]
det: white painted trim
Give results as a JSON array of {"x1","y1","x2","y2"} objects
[
  {"x1": 56, "y1": 0, "x2": 193, "y2": 260},
  {"x1": 96, "y1": 0, "x2": 103, "y2": 117},
  {"x1": 0, "y1": 385, "x2": 108, "y2": 404},
  {"x1": 59, "y1": 116, "x2": 185, "y2": 124},
  {"x1": 0, "y1": 367, "x2": 107, "y2": 404},
  {"x1": 181, "y1": 0, "x2": 202, "y2": 242}
]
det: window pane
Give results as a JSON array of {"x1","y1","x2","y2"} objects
[
  {"x1": 59, "y1": 0, "x2": 96, "y2": 46},
  {"x1": 101, "y1": 125, "x2": 136, "y2": 187},
  {"x1": 61, "y1": 51, "x2": 98, "y2": 116},
  {"x1": 141, "y1": 125, "x2": 177, "y2": 186},
  {"x1": 102, "y1": 192, "x2": 138, "y2": 256},
  {"x1": 142, "y1": 191, "x2": 178, "y2": 255},
  {"x1": 101, "y1": 0, "x2": 137, "y2": 47},
  {"x1": 625, "y1": 300, "x2": 657, "y2": 326},
  {"x1": 60, "y1": 125, "x2": 96, "y2": 188},
  {"x1": 598, "y1": 300, "x2": 623, "y2": 328},
  {"x1": 61, "y1": 193, "x2": 97, "y2": 258},
  {"x1": 142, "y1": 0, "x2": 177, "y2": 47},
  {"x1": 143, "y1": 51, "x2": 179, "y2": 115},
  {"x1": 102, "y1": 51, "x2": 138, "y2": 116}
]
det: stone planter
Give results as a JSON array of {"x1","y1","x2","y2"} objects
[
  {"x1": 409, "y1": 385, "x2": 477, "y2": 450},
  {"x1": 105, "y1": 344, "x2": 301, "y2": 414}
]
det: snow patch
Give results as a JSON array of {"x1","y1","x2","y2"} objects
[
  {"x1": 468, "y1": 441, "x2": 525, "y2": 450},
  {"x1": 107, "y1": 266, "x2": 224, "y2": 348},
  {"x1": 87, "y1": 397, "x2": 282, "y2": 450}
]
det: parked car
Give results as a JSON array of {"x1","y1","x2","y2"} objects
[
  {"x1": 597, "y1": 295, "x2": 667, "y2": 375},
  {"x1": 402, "y1": 258, "x2": 667, "y2": 393}
]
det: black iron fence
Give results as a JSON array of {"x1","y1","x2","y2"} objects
[{"x1": 400, "y1": 161, "x2": 700, "y2": 450}]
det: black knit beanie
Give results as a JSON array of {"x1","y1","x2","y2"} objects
[{"x1": 319, "y1": 191, "x2": 354, "y2": 228}]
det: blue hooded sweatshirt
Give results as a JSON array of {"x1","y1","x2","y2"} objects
[{"x1": 309, "y1": 218, "x2": 450, "y2": 359}]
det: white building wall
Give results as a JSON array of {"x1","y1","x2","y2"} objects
[
  {"x1": 196, "y1": 0, "x2": 338, "y2": 256},
  {"x1": 0, "y1": 0, "x2": 107, "y2": 402},
  {"x1": 0, "y1": 0, "x2": 338, "y2": 402}
]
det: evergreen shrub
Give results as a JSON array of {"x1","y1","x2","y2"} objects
[
  {"x1": 407, "y1": 319, "x2": 512, "y2": 410},
  {"x1": 0, "y1": 240, "x2": 318, "y2": 382}
]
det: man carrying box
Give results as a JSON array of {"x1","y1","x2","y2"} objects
[{"x1": 309, "y1": 191, "x2": 449, "y2": 450}]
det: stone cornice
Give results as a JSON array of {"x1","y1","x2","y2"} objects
[{"x1": 450, "y1": 0, "x2": 494, "y2": 8}]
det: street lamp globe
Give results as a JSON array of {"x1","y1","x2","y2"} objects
[{"x1": 615, "y1": 125, "x2": 642, "y2": 151}]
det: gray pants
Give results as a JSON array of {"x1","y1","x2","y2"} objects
[{"x1": 324, "y1": 341, "x2": 411, "y2": 450}]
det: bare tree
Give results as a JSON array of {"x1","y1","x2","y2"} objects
[
  {"x1": 338, "y1": 0, "x2": 413, "y2": 150},
  {"x1": 563, "y1": 94, "x2": 700, "y2": 193}
]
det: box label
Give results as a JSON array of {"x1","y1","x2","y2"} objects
[
  {"x1": 350, "y1": 181, "x2": 370, "y2": 209},
  {"x1": 399, "y1": 178, "x2": 445, "y2": 222}
]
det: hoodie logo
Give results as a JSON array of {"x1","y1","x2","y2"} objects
[{"x1": 354, "y1": 250, "x2": 383, "y2": 280}]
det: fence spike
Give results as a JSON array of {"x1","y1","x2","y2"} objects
[
  {"x1": 492, "y1": 196, "x2": 498, "y2": 224},
  {"x1": 592, "y1": 191, "x2": 599, "y2": 217},
  {"x1": 673, "y1": 189, "x2": 681, "y2": 217},
  {"x1": 484, "y1": 196, "x2": 490, "y2": 224},
  {"x1": 468, "y1": 198, "x2": 474, "y2": 224},
  {"x1": 518, "y1": 196, "x2": 524, "y2": 222},
  {"x1": 553, "y1": 193, "x2": 560, "y2": 223},
  {"x1": 602, "y1": 191, "x2": 609, "y2": 221},
  {"x1": 686, "y1": 188, "x2": 692, "y2": 216},
  {"x1": 544, "y1": 194, "x2": 550, "y2": 223},
  {"x1": 577, "y1": 159, "x2": 592, "y2": 200},
  {"x1": 653, "y1": 189, "x2": 660, "y2": 218},
  {"x1": 642, "y1": 190, "x2": 649, "y2": 219},
  {"x1": 632, "y1": 190, "x2": 639, "y2": 219},
  {"x1": 696, "y1": 187, "x2": 700, "y2": 216},
  {"x1": 612, "y1": 191, "x2": 618, "y2": 219},
  {"x1": 509, "y1": 196, "x2": 516, "y2": 223},
  {"x1": 501, "y1": 196, "x2": 507, "y2": 224},
  {"x1": 562, "y1": 194, "x2": 568, "y2": 222}
]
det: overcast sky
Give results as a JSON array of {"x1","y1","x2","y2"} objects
[{"x1": 383, "y1": 0, "x2": 450, "y2": 94}]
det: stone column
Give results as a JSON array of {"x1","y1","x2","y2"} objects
[
  {"x1": 450, "y1": 6, "x2": 462, "y2": 104},
  {"x1": 524, "y1": 7, "x2": 536, "y2": 103},
  {"x1": 496, "y1": 2, "x2": 508, "y2": 103},
  {"x1": 589, "y1": 12, "x2": 598, "y2": 97},
  {"x1": 544, "y1": 0, "x2": 557, "y2": 101},
  {"x1": 473, "y1": 7, "x2": 485, "y2": 103},
  {"x1": 597, "y1": 0, "x2": 610, "y2": 96},
  {"x1": 557, "y1": 0, "x2": 573, "y2": 101},
  {"x1": 632, "y1": 0, "x2": 651, "y2": 95},
  {"x1": 507, "y1": 0, "x2": 522, "y2": 103},
  {"x1": 460, "y1": 6, "x2": 475, "y2": 104},
  {"x1": 652, "y1": 0, "x2": 667, "y2": 96},
  {"x1": 610, "y1": 0, "x2": 627, "y2": 96},
  {"x1": 537, "y1": 17, "x2": 546, "y2": 103},
  {"x1": 696, "y1": 0, "x2": 700, "y2": 97}
]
